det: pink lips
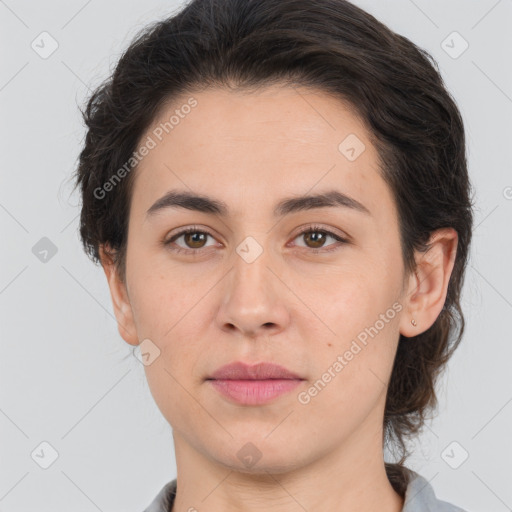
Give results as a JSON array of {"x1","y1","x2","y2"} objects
[{"x1": 207, "y1": 361, "x2": 304, "y2": 405}]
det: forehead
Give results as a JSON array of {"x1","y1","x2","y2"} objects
[{"x1": 131, "y1": 84, "x2": 393, "y2": 222}]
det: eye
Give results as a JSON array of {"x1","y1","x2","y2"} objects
[
  {"x1": 164, "y1": 226, "x2": 218, "y2": 254},
  {"x1": 291, "y1": 224, "x2": 349, "y2": 253},
  {"x1": 163, "y1": 224, "x2": 349, "y2": 255}
]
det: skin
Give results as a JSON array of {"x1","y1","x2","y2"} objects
[{"x1": 100, "y1": 84, "x2": 458, "y2": 512}]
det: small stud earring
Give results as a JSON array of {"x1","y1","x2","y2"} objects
[{"x1": 411, "y1": 318, "x2": 417, "y2": 326}]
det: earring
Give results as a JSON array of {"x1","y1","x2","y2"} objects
[{"x1": 411, "y1": 318, "x2": 417, "y2": 326}]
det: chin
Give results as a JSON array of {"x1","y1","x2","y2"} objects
[{"x1": 207, "y1": 438, "x2": 312, "y2": 476}]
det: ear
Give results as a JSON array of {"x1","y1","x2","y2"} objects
[
  {"x1": 99, "y1": 245, "x2": 139, "y2": 346},
  {"x1": 399, "y1": 228, "x2": 458, "y2": 338}
]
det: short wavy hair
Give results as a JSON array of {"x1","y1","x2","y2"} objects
[{"x1": 72, "y1": 0, "x2": 474, "y2": 495}]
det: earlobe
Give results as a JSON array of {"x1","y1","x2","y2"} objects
[
  {"x1": 99, "y1": 245, "x2": 139, "y2": 346},
  {"x1": 400, "y1": 228, "x2": 458, "y2": 338}
]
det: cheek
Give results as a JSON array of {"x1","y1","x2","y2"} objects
[
  {"x1": 128, "y1": 259, "x2": 209, "y2": 361},
  {"x1": 143, "y1": 358, "x2": 203, "y2": 434},
  {"x1": 296, "y1": 277, "x2": 400, "y2": 434},
  {"x1": 294, "y1": 261, "x2": 384, "y2": 334},
  {"x1": 297, "y1": 260, "x2": 401, "y2": 387},
  {"x1": 127, "y1": 254, "x2": 199, "y2": 337},
  {"x1": 140, "y1": 312, "x2": 206, "y2": 427}
]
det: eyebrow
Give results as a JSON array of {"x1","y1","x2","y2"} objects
[{"x1": 145, "y1": 189, "x2": 371, "y2": 219}]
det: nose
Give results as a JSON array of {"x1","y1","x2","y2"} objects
[{"x1": 215, "y1": 243, "x2": 291, "y2": 339}]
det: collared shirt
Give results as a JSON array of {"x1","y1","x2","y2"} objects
[{"x1": 142, "y1": 468, "x2": 468, "y2": 512}]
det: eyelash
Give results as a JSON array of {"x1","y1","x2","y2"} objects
[{"x1": 164, "y1": 224, "x2": 349, "y2": 255}]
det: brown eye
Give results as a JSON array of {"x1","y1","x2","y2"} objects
[
  {"x1": 165, "y1": 228, "x2": 216, "y2": 253},
  {"x1": 292, "y1": 225, "x2": 348, "y2": 253},
  {"x1": 164, "y1": 225, "x2": 348, "y2": 255},
  {"x1": 182, "y1": 231, "x2": 208, "y2": 249},
  {"x1": 303, "y1": 230, "x2": 328, "y2": 249}
]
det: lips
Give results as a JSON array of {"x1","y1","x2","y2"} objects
[
  {"x1": 206, "y1": 361, "x2": 304, "y2": 405},
  {"x1": 207, "y1": 361, "x2": 303, "y2": 381}
]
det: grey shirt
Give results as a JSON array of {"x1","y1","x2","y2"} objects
[{"x1": 143, "y1": 468, "x2": 468, "y2": 512}]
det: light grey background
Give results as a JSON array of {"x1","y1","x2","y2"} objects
[{"x1": 1, "y1": 1, "x2": 511, "y2": 511}]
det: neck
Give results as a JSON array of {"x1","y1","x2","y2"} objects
[{"x1": 170, "y1": 417, "x2": 405, "y2": 512}]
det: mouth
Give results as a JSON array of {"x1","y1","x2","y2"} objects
[
  {"x1": 208, "y1": 361, "x2": 303, "y2": 380},
  {"x1": 207, "y1": 378, "x2": 303, "y2": 405},
  {"x1": 206, "y1": 361, "x2": 304, "y2": 405}
]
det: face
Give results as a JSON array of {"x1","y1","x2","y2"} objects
[{"x1": 108, "y1": 84, "x2": 415, "y2": 473}]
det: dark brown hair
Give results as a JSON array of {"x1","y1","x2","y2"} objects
[{"x1": 72, "y1": 0, "x2": 474, "y2": 495}]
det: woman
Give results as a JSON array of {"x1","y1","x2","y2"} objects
[{"x1": 73, "y1": 0, "x2": 473, "y2": 510}]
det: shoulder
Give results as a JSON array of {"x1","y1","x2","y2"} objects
[
  {"x1": 402, "y1": 468, "x2": 468, "y2": 512},
  {"x1": 142, "y1": 479, "x2": 177, "y2": 512}
]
